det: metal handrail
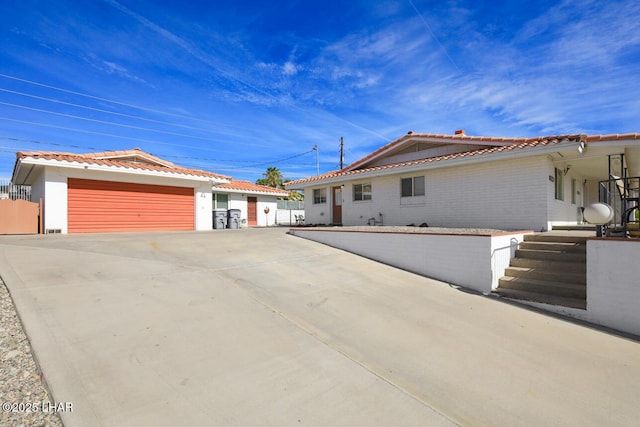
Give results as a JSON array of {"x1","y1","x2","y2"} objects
[{"x1": 599, "y1": 176, "x2": 640, "y2": 236}]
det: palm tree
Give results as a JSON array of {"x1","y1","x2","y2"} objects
[
  {"x1": 256, "y1": 167, "x2": 283, "y2": 188},
  {"x1": 256, "y1": 167, "x2": 303, "y2": 201}
]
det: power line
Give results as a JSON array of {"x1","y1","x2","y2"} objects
[
  {"x1": 0, "y1": 116, "x2": 232, "y2": 153},
  {"x1": 0, "y1": 72, "x2": 392, "y2": 143},
  {"x1": 219, "y1": 149, "x2": 316, "y2": 170},
  {"x1": 0, "y1": 136, "x2": 106, "y2": 152},
  {"x1": 0, "y1": 72, "x2": 376, "y2": 176},
  {"x1": 0, "y1": 77, "x2": 320, "y2": 153},
  {"x1": 0, "y1": 100, "x2": 266, "y2": 147},
  {"x1": 0, "y1": 73, "x2": 218, "y2": 124},
  {"x1": 0, "y1": 87, "x2": 247, "y2": 138},
  {"x1": 0, "y1": 136, "x2": 316, "y2": 171}
]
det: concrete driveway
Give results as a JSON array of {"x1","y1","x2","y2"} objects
[{"x1": 0, "y1": 228, "x2": 639, "y2": 427}]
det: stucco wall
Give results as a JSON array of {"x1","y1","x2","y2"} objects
[
  {"x1": 586, "y1": 239, "x2": 640, "y2": 336},
  {"x1": 38, "y1": 166, "x2": 213, "y2": 232},
  {"x1": 255, "y1": 198, "x2": 279, "y2": 226},
  {"x1": 226, "y1": 194, "x2": 246, "y2": 226},
  {"x1": 194, "y1": 183, "x2": 213, "y2": 230},
  {"x1": 43, "y1": 168, "x2": 69, "y2": 233},
  {"x1": 227, "y1": 193, "x2": 280, "y2": 227},
  {"x1": 289, "y1": 229, "x2": 528, "y2": 293}
]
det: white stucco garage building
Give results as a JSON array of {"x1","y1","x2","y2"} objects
[{"x1": 11, "y1": 148, "x2": 230, "y2": 233}]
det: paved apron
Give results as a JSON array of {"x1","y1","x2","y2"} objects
[{"x1": 1, "y1": 228, "x2": 638, "y2": 426}]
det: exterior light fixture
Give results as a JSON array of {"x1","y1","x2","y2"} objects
[{"x1": 577, "y1": 141, "x2": 585, "y2": 155}]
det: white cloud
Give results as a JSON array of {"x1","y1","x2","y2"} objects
[
  {"x1": 282, "y1": 61, "x2": 299, "y2": 76},
  {"x1": 80, "y1": 53, "x2": 150, "y2": 85},
  {"x1": 406, "y1": 0, "x2": 640, "y2": 135}
]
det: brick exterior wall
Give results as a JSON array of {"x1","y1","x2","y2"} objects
[
  {"x1": 305, "y1": 156, "x2": 556, "y2": 230},
  {"x1": 303, "y1": 155, "x2": 579, "y2": 231}
]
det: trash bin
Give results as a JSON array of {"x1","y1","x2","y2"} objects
[
  {"x1": 227, "y1": 209, "x2": 241, "y2": 229},
  {"x1": 213, "y1": 209, "x2": 227, "y2": 229}
]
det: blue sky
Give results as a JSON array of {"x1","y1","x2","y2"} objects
[{"x1": 1, "y1": 0, "x2": 639, "y2": 182}]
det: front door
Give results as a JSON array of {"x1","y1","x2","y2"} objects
[
  {"x1": 332, "y1": 186, "x2": 342, "y2": 225},
  {"x1": 247, "y1": 197, "x2": 257, "y2": 226}
]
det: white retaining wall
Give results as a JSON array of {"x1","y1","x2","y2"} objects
[
  {"x1": 586, "y1": 239, "x2": 640, "y2": 336},
  {"x1": 290, "y1": 228, "x2": 640, "y2": 337},
  {"x1": 289, "y1": 228, "x2": 529, "y2": 293},
  {"x1": 276, "y1": 209, "x2": 305, "y2": 225}
]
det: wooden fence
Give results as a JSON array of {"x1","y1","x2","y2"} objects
[{"x1": 0, "y1": 198, "x2": 41, "y2": 234}]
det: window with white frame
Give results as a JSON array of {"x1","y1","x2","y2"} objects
[
  {"x1": 313, "y1": 188, "x2": 327, "y2": 204},
  {"x1": 401, "y1": 176, "x2": 425, "y2": 197},
  {"x1": 555, "y1": 168, "x2": 564, "y2": 201},
  {"x1": 571, "y1": 178, "x2": 577, "y2": 204},
  {"x1": 213, "y1": 193, "x2": 229, "y2": 209},
  {"x1": 353, "y1": 183, "x2": 372, "y2": 201}
]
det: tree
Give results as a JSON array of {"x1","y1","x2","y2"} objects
[
  {"x1": 284, "y1": 179, "x2": 304, "y2": 201},
  {"x1": 256, "y1": 167, "x2": 283, "y2": 188},
  {"x1": 255, "y1": 167, "x2": 303, "y2": 201}
]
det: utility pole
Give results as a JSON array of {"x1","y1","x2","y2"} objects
[
  {"x1": 313, "y1": 145, "x2": 319, "y2": 175},
  {"x1": 339, "y1": 136, "x2": 344, "y2": 169}
]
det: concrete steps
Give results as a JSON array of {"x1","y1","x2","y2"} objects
[
  {"x1": 515, "y1": 248, "x2": 586, "y2": 263},
  {"x1": 523, "y1": 234, "x2": 589, "y2": 244},
  {"x1": 498, "y1": 276, "x2": 585, "y2": 299},
  {"x1": 551, "y1": 225, "x2": 596, "y2": 231},
  {"x1": 494, "y1": 232, "x2": 587, "y2": 310},
  {"x1": 517, "y1": 241, "x2": 585, "y2": 252},
  {"x1": 494, "y1": 288, "x2": 586, "y2": 309},
  {"x1": 509, "y1": 258, "x2": 586, "y2": 274},
  {"x1": 503, "y1": 266, "x2": 584, "y2": 285}
]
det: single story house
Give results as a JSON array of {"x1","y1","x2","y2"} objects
[
  {"x1": 285, "y1": 131, "x2": 640, "y2": 231},
  {"x1": 11, "y1": 148, "x2": 230, "y2": 233},
  {"x1": 213, "y1": 180, "x2": 290, "y2": 227}
]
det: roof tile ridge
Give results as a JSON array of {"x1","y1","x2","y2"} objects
[
  {"x1": 586, "y1": 132, "x2": 640, "y2": 142},
  {"x1": 18, "y1": 151, "x2": 80, "y2": 157},
  {"x1": 84, "y1": 148, "x2": 177, "y2": 166}
]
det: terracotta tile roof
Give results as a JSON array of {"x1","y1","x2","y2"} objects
[
  {"x1": 342, "y1": 132, "x2": 537, "y2": 172},
  {"x1": 584, "y1": 133, "x2": 640, "y2": 142},
  {"x1": 83, "y1": 148, "x2": 177, "y2": 167},
  {"x1": 215, "y1": 180, "x2": 290, "y2": 195},
  {"x1": 286, "y1": 133, "x2": 640, "y2": 187},
  {"x1": 16, "y1": 149, "x2": 231, "y2": 181}
]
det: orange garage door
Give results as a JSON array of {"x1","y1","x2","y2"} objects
[{"x1": 68, "y1": 178, "x2": 194, "y2": 233}]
